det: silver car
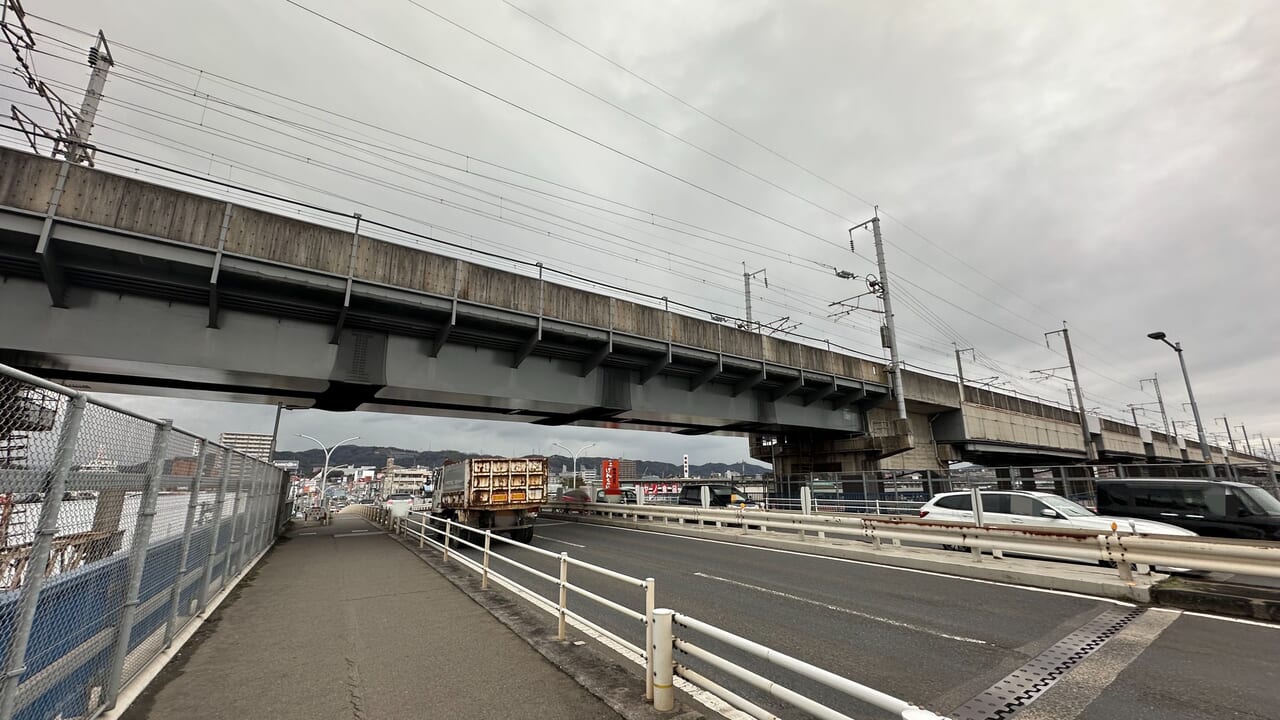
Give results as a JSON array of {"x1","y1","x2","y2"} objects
[{"x1": 919, "y1": 490, "x2": 1196, "y2": 536}]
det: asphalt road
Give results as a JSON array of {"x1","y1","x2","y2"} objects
[{"x1": 464, "y1": 519, "x2": 1279, "y2": 719}]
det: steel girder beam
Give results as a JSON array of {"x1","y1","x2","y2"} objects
[
  {"x1": 511, "y1": 331, "x2": 540, "y2": 368},
  {"x1": 805, "y1": 380, "x2": 838, "y2": 407},
  {"x1": 690, "y1": 357, "x2": 723, "y2": 391},
  {"x1": 733, "y1": 368, "x2": 766, "y2": 397},
  {"x1": 831, "y1": 386, "x2": 867, "y2": 410},
  {"x1": 770, "y1": 374, "x2": 804, "y2": 402},
  {"x1": 581, "y1": 339, "x2": 612, "y2": 377},
  {"x1": 640, "y1": 353, "x2": 670, "y2": 385},
  {"x1": 429, "y1": 324, "x2": 452, "y2": 358}
]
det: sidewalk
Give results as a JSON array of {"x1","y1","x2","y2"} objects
[{"x1": 120, "y1": 512, "x2": 619, "y2": 720}]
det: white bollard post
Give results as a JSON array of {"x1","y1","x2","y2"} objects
[
  {"x1": 970, "y1": 486, "x2": 984, "y2": 562},
  {"x1": 443, "y1": 521, "x2": 451, "y2": 561},
  {"x1": 644, "y1": 578, "x2": 656, "y2": 702},
  {"x1": 482, "y1": 532, "x2": 492, "y2": 590},
  {"x1": 557, "y1": 552, "x2": 569, "y2": 641},
  {"x1": 652, "y1": 609, "x2": 675, "y2": 712}
]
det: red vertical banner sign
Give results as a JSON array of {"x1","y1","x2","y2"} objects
[{"x1": 601, "y1": 459, "x2": 620, "y2": 496}]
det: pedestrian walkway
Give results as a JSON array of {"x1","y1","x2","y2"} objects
[{"x1": 119, "y1": 512, "x2": 619, "y2": 720}]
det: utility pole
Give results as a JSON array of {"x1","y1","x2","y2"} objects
[
  {"x1": 741, "y1": 263, "x2": 767, "y2": 330},
  {"x1": 1218, "y1": 417, "x2": 1237, "y2": 453},
  {"x1": 64, "y1": 31, "x2": 113, "y2": 164},
  {"x1": 1128, "y1": 405, "x2": 1142, "y2": 430},
  {"x1": 1139, "y1": 375, "x2": 1172, "y2": 441},
  {"x1": 1236, "y1": 425, "x2": 1253, "y2": 456},
  {"x1": 870, "y1": 213, "x2": 907, "y2": 423},
  {"x1": 1046, "y1": 322, "x2": 1094, "y2": 461},
  {"x1": 954, "y1": 346, "x2": 973, "y2": 395}
]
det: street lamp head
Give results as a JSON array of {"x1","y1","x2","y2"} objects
[{"x1": 1146, "y1": 331, "x2": 1167, "y2": 341}]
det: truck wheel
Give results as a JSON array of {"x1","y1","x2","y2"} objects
[{"x1": 511, "y1": 527, "x2": 535, "y2": 543}]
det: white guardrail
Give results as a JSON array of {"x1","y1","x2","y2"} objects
[
  {"x1": 359, "y1": 506, "x2": 947, "y2": 720},
  {"x1": 542, "y1": 501, "x2": 1280, "y2": 581}
]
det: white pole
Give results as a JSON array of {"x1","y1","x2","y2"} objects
[{"x1": 652, "y1": 609, "x2": 675, "y2": 712}]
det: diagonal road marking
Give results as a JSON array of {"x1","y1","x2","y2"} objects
[
  {"x1": 535, "y1": 535, "x2": 586, "y2": 548},
  {"x1": 694, "y1": 571, "x2": 989, "y2": 645}
]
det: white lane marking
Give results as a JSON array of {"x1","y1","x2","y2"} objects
[
  {"x1": 534, "y1": 535, "x2": 586, "y2": 548},
  {"x1": 350, "y1": 529, "x2": 369, "y2": 533},
  {"x1": 1179, "y1": 609, "x2": 1280, "y2": 630},
  {"x1": 534, "y1": 520, "x2": 571, "y2": 527},
  {"x1": 561, "y1": 521, "x2": 1137, "y2": 606},
  {"x1": 297, "y1": 531, "x2": 317, "y2": 536},
  {"x1": 694, "y1": 572, "x2": 989, "y2": 645},
  {"x1": 334, "y1": 531, "x2": 387, "y2": 538}
]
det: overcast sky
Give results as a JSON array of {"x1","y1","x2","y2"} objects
[{"x1": 3, "y1": 1, "x2": 1277, "y2": 462}]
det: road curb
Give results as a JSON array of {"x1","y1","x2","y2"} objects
[{"x1": 1151, "y1": 579, "x2": 1280, "y2": 622}]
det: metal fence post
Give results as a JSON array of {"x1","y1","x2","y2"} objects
[
  {"x1": 652, "y1": 609, "x2": 674, "y2": 712},
  {"x1": 482, "y1": 532, "x2": 491, "y2": 589},
  {"x1": 238, "y1": 466, "x2": 260, "y2": 568},
  {"x1": 262, "y1": 467, "x2": 281, "y2": 549},
  {"x1": 251, "y1": 464, "x2": 269, "y2": 555},
  {"x1": 104, "y1": 419, "x2": 171, "y2": 708},
  {"x1": 644, "y1": 578, "x2": 655, "y2": 702},
  {"x1": 231, "y1": 459, "x2": 254, "y2": 573},
  {"x1": 164, "y1": 438, "x2": 208, "y2": 646},
  {"x1": 557, "y1": 552, "x2": 569, "y2": 641},
  {"x1": 442, "y1": 521, "x2": 451, "y2": 561},
  {"x1": 225, "y1": 457, "x2": 247, "y2": 577},
  {"x1": 198, "y1": 451, "x2": 232, "y2": 609},
  {"x1": 0, "y1": 394, "x2": 85, "y2": 720}
]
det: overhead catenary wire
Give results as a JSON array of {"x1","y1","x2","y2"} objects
[{"x1": 2, "y1": 14, "x2": 1172, "y2": 417}]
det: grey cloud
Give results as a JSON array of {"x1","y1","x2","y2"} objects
[{"x1": 8, "y1": 0, "x2": 1277, "y2": 453}]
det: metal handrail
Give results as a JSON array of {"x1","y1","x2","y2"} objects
[
  {"x1": 366, "y1": 506, "x2": 949, "y2": 719},
  {"x1": 379, "y1": 508, "x2": 656, "y2": 700},
  {"x1": 545, "y1": 501, "x2": 1280, "y2": 580}
]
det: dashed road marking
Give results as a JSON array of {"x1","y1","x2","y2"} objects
[
  {"x1": 694, "y1": 571, "x2": 989, "y2": 645},
  {"x1": 534, "y1": 535, "x2": 586, "y2": 548}
]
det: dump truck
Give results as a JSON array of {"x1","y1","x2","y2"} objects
[{"x1": 430, "y1": 457, "x2": 548, "y2": 543}]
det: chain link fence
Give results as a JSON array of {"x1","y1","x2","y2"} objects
[{"x1": 0, "y1": 364, "x2": 287, "y2": 720}]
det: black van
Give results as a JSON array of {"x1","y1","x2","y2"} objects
[{"x1": 1094, "y1": 479, "x2": 1280, "y2": 540}]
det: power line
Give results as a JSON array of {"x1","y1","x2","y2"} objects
[
  {"x1": 403, "y1": 0, "x2": 860, "y2": 227},
  {"x1": 493, "y1": 1, "x2": 1153, "y2": 387},
  {"x1": 282, "y1": 1, "x2": 848, "y2": 253}
]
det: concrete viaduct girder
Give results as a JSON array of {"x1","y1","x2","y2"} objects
[{"x1": 0, "y1": 211, "x2": 888, "y2": 436}]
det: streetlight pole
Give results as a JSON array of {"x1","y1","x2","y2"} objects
[
  {"x1": 298, "y1": 434, "x2": 360, "y2": 516},
  {"x1": 553, "y1": 442, "x2": 596, "y2": 489},
  {"x1": 1147, "y1": 332, "x2": 1213, "y2": 472}
]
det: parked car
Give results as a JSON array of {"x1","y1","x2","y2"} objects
[
  {"x1": 595, "y1": 488, "x2": 638, "y2": 504},
  {"x1": 919, "y1": 490, "x2": 1194, "y2": 537},
  {"x1": 677, "y1": 485, "x2": 759, "y2": 509},
  {"x1": 1095, "y1": 479, "x2": 1280, "y2": 540}
]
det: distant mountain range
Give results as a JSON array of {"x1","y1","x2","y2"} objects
[{"x1": 271, "y1": 444, "x2": 770, "y2": 478}]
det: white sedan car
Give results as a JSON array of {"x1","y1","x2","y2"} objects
[{"x1": 919, "y1": 490, "x2": 1195, "y2": 537}]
